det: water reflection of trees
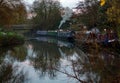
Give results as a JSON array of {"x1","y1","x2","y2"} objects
[
  {"x1": 0, "y1": 48, "x2": 7, "y2": 64},
  {"x1": 8, "y1": 46, "x2": 27, "y2": 61},
  {"x1": 88, "y1": 48, "x2": 120, "y2": 83},
  {"x1": 1, "y1": 40, "x2": 119, "y2": 83},
  {"x1": 0, "y1": 46, "x2": 27, "y2": 61},
  {"x1": 59, "y1": 47, "x2": 74, "y2": 56},
  {"x1": 0, "y1": 61, "x2": 25, "y2": 83},
  {"x1": 57, "y1": 46, "x2": 120, "y2": 83},
  {"x1": 0, "y1": 40, "x2": 76, "y2": 82},
  {"x1": 0, "y1": 46, "x2": 27, "y2": 83},
  {"x1": 27, "y1": 40, "x2": 75, "y2": 78}
]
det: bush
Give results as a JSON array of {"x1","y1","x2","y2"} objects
[{"x1": 0, "y1": 32, "x2": 24, "y2": 47}]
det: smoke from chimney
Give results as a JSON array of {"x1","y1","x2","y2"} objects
[{"x1": 58, "y1": 7, "x2": 73, "y2": 29}]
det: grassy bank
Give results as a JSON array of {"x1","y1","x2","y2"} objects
[{"x1": 0, "y1": 32, "x2": 24, "y2": 47}]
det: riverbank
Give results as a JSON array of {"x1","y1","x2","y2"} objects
[
  {"x1": 75, "y1": 39, "x2": 120, "y2": 56},
  {"x1": 0, "y1": 32, "x2": 24, "y2": 47}
]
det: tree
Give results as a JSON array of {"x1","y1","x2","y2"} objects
[
  {"x1": 75, "y1": 0, "x2": 100, "y2": 29},
  {"x1": 0, "y1": 0, "x2": 27, "y2": 27},
  {"x1": 106, "y1": 0, "x2": 120, "y2": 29},
  {"x1": 75, "y1": 0, "x2": 120, "y2": 34},
  {"x1": 96, "y1": 0, "x2": 111, "y2": 30},
  {"x1": 32, "y1": 0, "x2": 62, "y2": 30},
  {"x1": 12, "y1": 2, "x2": 27, "y2": 24}
]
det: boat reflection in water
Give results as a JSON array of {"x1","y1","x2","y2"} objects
[
  {"x1": 0, "y1": 36, "x2": 119, "y2": 83},
  {"x1": 31, "y1": 36, "x2": 75, "y2": 48}
]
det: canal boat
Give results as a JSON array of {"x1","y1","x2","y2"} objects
[{"x1": 36, "y1": 30, "x2": 75, "y2": 40}]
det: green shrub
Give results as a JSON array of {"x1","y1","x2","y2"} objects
[{"x1": 0, "y1": 31, "x2": 24, "y2": 46}]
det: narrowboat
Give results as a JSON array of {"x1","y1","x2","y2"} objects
[{"x1": 36, "y1": 30, "x2": 75, "y2": 40}]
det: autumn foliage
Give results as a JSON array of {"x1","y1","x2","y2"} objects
[{"x1": 0, "y1": 0, "x2": 27, "y2": 27}]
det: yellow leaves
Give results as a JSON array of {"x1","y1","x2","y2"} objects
[
  {"x1": 100, "y1": 0, "x2": 105, "y2": 6},
  {"x1": 106, "y1": 0, "x2": 120, "y2": 24}
]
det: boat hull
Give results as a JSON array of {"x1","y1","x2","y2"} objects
[{"x1": 35, "y1": 30, "x2": 75, "y2": 40}]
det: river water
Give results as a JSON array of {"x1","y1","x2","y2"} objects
[{"x1": 0, "y1": 36, "x2": 120, "y2": 83}]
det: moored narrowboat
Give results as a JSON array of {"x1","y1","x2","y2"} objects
[{"x1": 35, "y1": 30, "x2": 75, "y2": 40}]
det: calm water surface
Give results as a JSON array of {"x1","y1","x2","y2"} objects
[{"x1": 0, "y1": 36, "x2": 120, "y2": 83}]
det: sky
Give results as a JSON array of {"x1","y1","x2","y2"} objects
[
  {"x1": 24, "y1": 0, "x2": 83, "y2": 8},
  {"x1": 59, "y1": 0, "x2": 81, "y2": 8}
]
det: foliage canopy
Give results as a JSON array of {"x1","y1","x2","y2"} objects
[
  {"x1": 32, "y1": 0, "x2": 62, "y2": 30},
  {"x1": 0, "y1": 0, "x2": 27, "y2": 27}
]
